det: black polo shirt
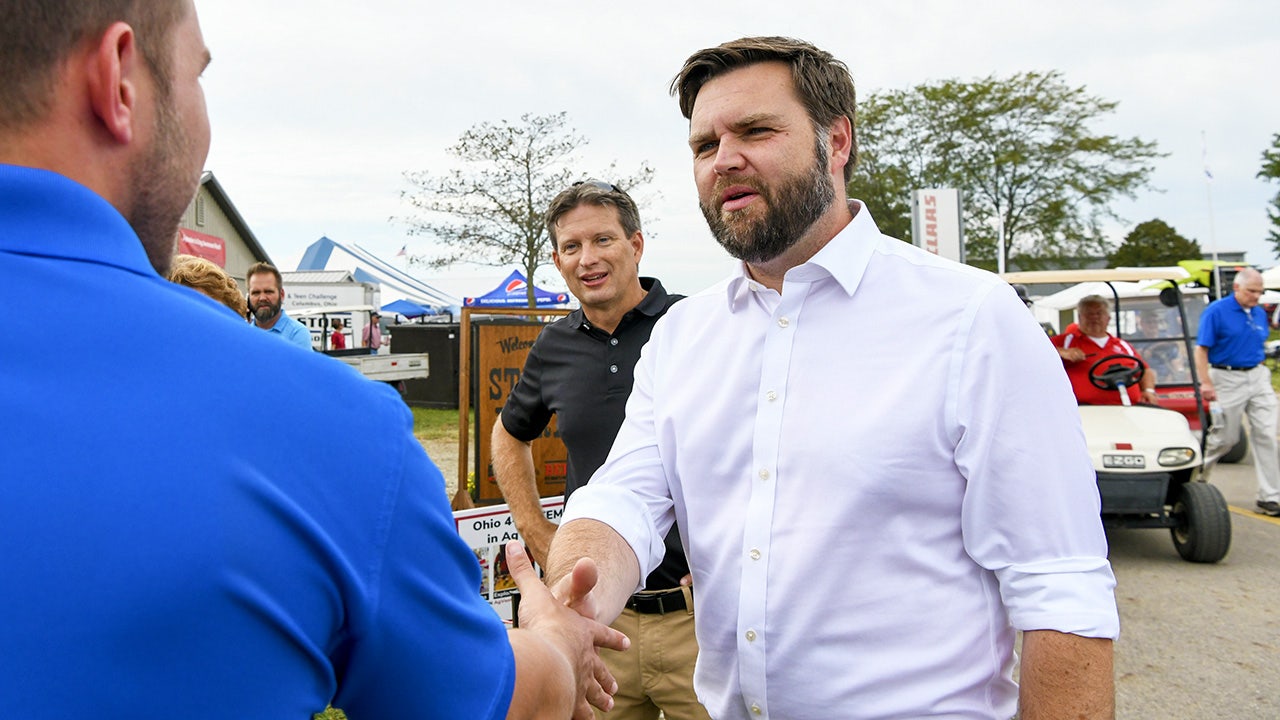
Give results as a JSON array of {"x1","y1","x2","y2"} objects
[{"x1": 500, "y1": 277, "x2": 688, "y2": 590}]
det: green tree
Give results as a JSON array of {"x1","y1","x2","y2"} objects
[
  {"x1": 1257, "y1": 132, "x2": 1280, "y2": 257},
  {"x1": 1107, "y1": 219, "x2": 1201, "y2": 267},
  {"x1": 847, "y1": 71, "x2": 1163, "y2": 270},
  {"x1": 396, "y1": 112, "x2": 654, "y2": 307}
]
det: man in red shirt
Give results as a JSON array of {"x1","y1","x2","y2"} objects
[{"x1": 1052, "y1": 295, "x2": 1159, "y2": 405}]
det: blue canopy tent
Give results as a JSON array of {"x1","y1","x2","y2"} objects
[
  {"x1": 464, "y1": 270, "x2": 569, "y2": 308},
  {"x1": 381, "y1": 299, "x2": 434, "y2": 318}
]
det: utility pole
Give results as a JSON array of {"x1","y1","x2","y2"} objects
[{"x1": 1203, "y1": 131, "x2": 1222, "y2": 298}]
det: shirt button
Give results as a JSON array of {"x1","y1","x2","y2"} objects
[
  {"x1": 749, "y1": 548, "x2": 761, "y2": 560},
  {"x1": 777, "y1": 316, "x2": 790, "y2": 328},
  {"x1": 758, "y1": 468, "x2": 770, "y2": 481},
  {"x1": 751, "y1": 703, "x2": 762, "y2": 715},
  {"x1": 609, "y1": 364, "x2": 618, "y2": 374},
  {"x1": 766, "y1": 390, "x2": 777, "y2": 402},
  {"x1": 745, "y1": 629, "x2": 757, "y2": 642},
  {"x1": 610, "y1": 337, "x2": 619, "y2": 346}
]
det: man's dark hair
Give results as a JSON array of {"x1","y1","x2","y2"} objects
[
  {"x1": 0, "y1": 0, "x2": 185, "y2": 130},
  {"x1": 545, "y1": 181, "x2": 642, "y2": 248},
  {"x1": 246, "y1": 262, "x2": 284, "y2": 291},
  {"x1": 670, "y1": 36, "x2": 858, "y2": 182}
]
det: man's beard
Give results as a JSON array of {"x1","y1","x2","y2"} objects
[
  {"x1": 699, "y1": 135, "x2": 835, "y2": 265},
  {"x1": 126, "y1": 92, "x2": 200, "y2": 276},
  {"x1": 253, "y1": 299, "x2": 283, "y2": 324}
]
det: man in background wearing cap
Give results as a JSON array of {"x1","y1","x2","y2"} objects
[{"x1": 363, "y1": 311, "x2": 383, "y2": 353}]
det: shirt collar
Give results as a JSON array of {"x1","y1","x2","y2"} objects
[
  {"x1": 568, "y1": 276, "x2": 670, "y2": 331},
  {"x1": 723, "y1": 199, "x2": 881, "y2": 312},
  {"x1": 0, "y1": 164, "x2": 156, "y2": 279},
  {"x1": 253, "y1": 308, "x2": 292, "y2": 331}
]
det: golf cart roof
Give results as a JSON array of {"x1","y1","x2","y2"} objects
[{"x1": 1001, "y1": 268, "x2": 1190, "y2": 284}]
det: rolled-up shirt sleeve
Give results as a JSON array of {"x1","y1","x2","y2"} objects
[
  {"x1": 952, "y1": 285, "x2": 1120, "y2": 639},
  {"x1": 559, "y1": 332, "x2": 674, "y2": 588}
]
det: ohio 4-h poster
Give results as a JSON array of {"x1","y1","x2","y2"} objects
[{"x1": 453, "y1": 496, "x2": 564, "y2": 624}]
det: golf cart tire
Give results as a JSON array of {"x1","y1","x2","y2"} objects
[
  {"x1": 1220, "y1": 432, "x2": 1248, "y2": 464},
  {"x1": 1170, "y1": 482, "x2": 1232, "y2": 563}
]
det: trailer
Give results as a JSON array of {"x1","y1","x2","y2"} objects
[
  {"x1": 333, "y1": 351, "x2": 429, "y2": 383},
  {"x1": 292, "y1": 306, "x2": 430, "y2": 386}
]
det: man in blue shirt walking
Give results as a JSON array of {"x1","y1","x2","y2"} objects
[{"x1": 1195, "y1": 267, "x2": 1280, "y2": 516}]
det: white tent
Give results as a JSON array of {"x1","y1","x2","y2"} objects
[{"x1": 296, "y1": 236, "x2": 461, "y2": 311}]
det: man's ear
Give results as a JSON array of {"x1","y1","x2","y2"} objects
[
  {"x1": 85, "y1": 22, "x2": 144, "y2": 145},
  {"x1": 827, "y1": 115, "x2": 854, "y2": 178},
  {"x1": 630, "y1": 231, "x2": 645, "y2": 264}
]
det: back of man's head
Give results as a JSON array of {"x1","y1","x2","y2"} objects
[{"x1": 0, "y1": 0, "x2": 186, "y2": 132}]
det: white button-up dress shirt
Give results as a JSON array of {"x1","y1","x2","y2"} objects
[{"x1": 562, "y1": 202, "x2": 1119, "y2": 720}]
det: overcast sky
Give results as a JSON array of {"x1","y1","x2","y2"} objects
[{"x1": 196, "y1": 0, "x2": 1280, "y2": 298}]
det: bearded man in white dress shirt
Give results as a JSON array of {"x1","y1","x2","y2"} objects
[{"x1": 544, "y1": 36, "x2": 1119, "y2": 720}]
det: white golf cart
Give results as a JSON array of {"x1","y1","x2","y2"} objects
[{"x1": 1005, "y1": 269, "x2": 1232, "y2": 563}]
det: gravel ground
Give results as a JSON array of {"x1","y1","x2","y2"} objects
[{"x1": 420, "y1": 437, "x2": 461, "y2": 498}]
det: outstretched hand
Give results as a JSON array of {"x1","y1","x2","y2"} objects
[{"x1": 508, "y1": 541, "x2": 629, "y2": 719}]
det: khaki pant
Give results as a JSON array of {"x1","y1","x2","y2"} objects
[
  {"x1": 595, "y1": 587, "x2": 710, "y2": 720},
  {"x1": 1205, "y1": 365, "x2": 1280, "y2": 502}
]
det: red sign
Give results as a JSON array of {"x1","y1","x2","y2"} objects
[{"x1": 178, "y1": 228, "x2": 226, "y2": 267}]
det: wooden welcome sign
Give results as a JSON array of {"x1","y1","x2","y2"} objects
[{"x1": 454, "y1": 307, "x2": 571, "y2": 508}]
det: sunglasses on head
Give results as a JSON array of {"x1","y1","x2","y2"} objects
[{"x1": 572, "y1": 180, "x2": 620, "y2": 193}]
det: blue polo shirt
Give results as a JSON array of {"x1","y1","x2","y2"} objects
[
  {"x1": 1197, "y1": 293, "x2": 1268, "y2": 368},
  {"x1": 0, "y1": 165, "x2": 514, "y2": 718},
  {"x1": 255, "y1": 308, "x2": 314, "y2": 350}
]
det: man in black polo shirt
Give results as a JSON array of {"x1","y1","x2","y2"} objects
[{"x1": 493, "y1": 181, "x2": 709, "y2": 720}]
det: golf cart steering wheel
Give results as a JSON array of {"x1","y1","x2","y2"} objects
[{"x1": 1088, "y1": 353, "x2": 1146, "y2": 391}]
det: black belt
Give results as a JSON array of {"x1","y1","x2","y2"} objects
[
  {"x1": 1212, "y1": 364, "x2": 1258, "y2": 371},
  {"x1": 625, "y1": 587, "x2": 687, "y2": 615}
]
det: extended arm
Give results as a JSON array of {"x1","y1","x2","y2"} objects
[
  {"x1": 491, "y1": 418, "x2": 559, "y2": 567},
  {"x1": 1057, "y1": 346, "x2": 1085, "y2": 362},
  {"x1": 1018, "y1": 630, "x2": 1114, "y2": 719},
  {"x1": 1194, "y1": 345, "x2": 1216, "y2": 401},
  {"x1": 506, "y1": 541, "x2": 628, "y2": 720},
  {"x1": 1139, "y1": 359, "x2": 1158, "y2": 404},
  {"x1": 544, "y1": 518, "x2": 641, "y2": 626}
]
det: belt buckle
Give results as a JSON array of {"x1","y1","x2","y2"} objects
[{"x1": 629, "y1": 588, "x2": 684, "y2": 614}]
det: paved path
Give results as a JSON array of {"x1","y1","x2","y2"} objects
[{"x1": 1108, "y1": 453, "x2": 1280, "y2": 719}]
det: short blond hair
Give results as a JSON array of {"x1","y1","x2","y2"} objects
[{"x1": 167, "y1": 254, "x2": 247, "y2": 316}]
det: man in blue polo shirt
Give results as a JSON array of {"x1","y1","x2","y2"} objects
[
  {"x1": 1195, "y1": 267, "x2": 1280, "y2": 516},
  {"x1": 0, "y1": 1, "x2": 625, "y2": 717},
  {"x1": 248, "y1": 261, "x2": 314, "y2": 350}
]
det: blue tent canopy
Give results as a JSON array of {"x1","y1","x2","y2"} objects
[
  {"x1": 381, "y1": 299, "x2": 434, "y2": 318},
  {"x1": 464, "y1": 270, "x2": 569, "y2": 308}
]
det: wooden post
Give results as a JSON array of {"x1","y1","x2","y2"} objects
[{"x1": 451, "y1": 307, "x2": 572, "y2": 511}]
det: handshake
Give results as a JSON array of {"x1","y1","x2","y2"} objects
[{"x1": 504, "y1": 540, "x2": 631, "y2": 720}]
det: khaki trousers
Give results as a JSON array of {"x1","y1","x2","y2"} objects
[
  {"x1": 1205, "y1": 365, "x2": 1280, "y2": 502},
  {"x1": 595, "y1": 587, "x2": 710, "y2": 720}
]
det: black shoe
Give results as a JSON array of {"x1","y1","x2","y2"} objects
[{"x1": 1257, "y1": 500, "x2": 1280, "y2": 517}]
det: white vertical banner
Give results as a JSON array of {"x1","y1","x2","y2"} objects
[{"x1": 911, "y1": 189, "x2": 964, "y2": 263}]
